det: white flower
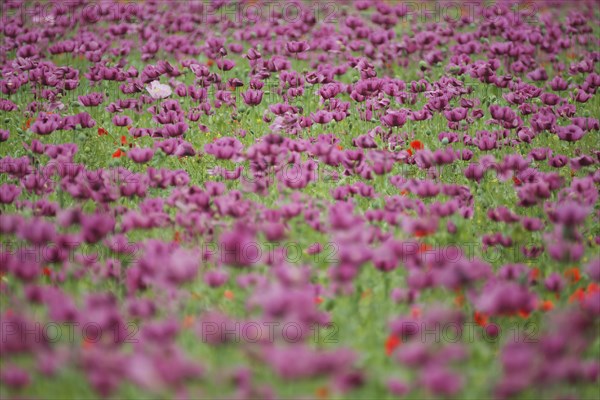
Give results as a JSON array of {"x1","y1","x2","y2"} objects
[{"x1": 146, "y1": 81, "x2": 172, "y2": 99}]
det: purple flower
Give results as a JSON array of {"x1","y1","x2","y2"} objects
[
  {"x1": 0, "y1": 365, "x2": 30, "y2": 389},
  {"x1": 128, "y1": 147, "x2": 154, "y2": 163},
  {"x1": 553, "y1": 201, "x2": 590, "y2": 226},
  {"x1": 286, "y1": 41, "x2": 310, "y2": 53},
  {"x1": 204, "y1": 269, "x2": 229, "y2": 287},
  {"x1": 311, "y1": 110, "x2": 334, "y2": 124},
  {"x1": 585, "y1": 259, "x2": 600, "y2": 282},
  {"x1": 112, "y1": 115, "x2": 132, "y2": 127},
  {"x1": 380, "y1": 110, "x2": 408, "y2": 127},
  {"x1": 0, "y1": 129, "x2": 9, "y2": 142},
  {"x1": 81, "y1": 213, "x2": 115, "y2": 244},
  {"x1": 556, "y1": 125, "x2": 585, "y2": 141},
  {"x1": 0, "y1": 183, "x2": 21, "y2": 204},
  {"x1": 30, "y1": 113, "x2": 60, "y2": 135},
  {"x1": 420, "y1": 367, "x2": 463, "y2": 396},
  {"x1": 241, "y1": 89, "x2": 263, "y2": 106},
  {"x1": 544, "y1": 272, "x2": 565, "y2": 292},
  {"x1": 549, "y1": 76, "x2": 568, "y2": 91},
  {"x1": 79, "y1": 92, "x2": 104, "y2": 106}
]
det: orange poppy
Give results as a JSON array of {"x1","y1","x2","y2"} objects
[
  {"x1": 42, "y1": 267, "x2": 51, "y2": 276},
  {"x1": 406, "y1": 148, "x2": 413, "y2": 156},
  {"x1": 563, "y1": 267, "x2": 580, "y2": 284},
  {"x1": 98, "y1": 127, "x2": 108, "y2": 136},
  {"x1": 173, "y1": 231, "x2": 182, "y2": 243},
  {"x1": 182, "y1": 315, "x2": 195, "y2": 329},
  {"x1": 314, "y1": 296, "x2": 324, "y2": 304},
  {"x1": 539, "y1": 300, "x2": 554, "y2": 312},
  {"x1": 23, "y1": 117, "x2": 33, "y2": 130},
  {"x1": 315, "y1": 386, "x2": 330, "y2": 400},
  {"x1": 120, "y1": 135, "x2": 127, "y2": 146},
  {"x1": 224, "y1": 290, "x2": 234, "y2": 300},
  {"x1": 454, "y1": 293, "x2": 465, "y2": 307}
]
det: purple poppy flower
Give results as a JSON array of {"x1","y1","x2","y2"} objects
[
  {"x1": 30, "y1": 113, "x2": 60, "y2": 135},
  {"x1": 556, "y1": 125, "x2": 585, "y2": 141},
  {"x1": 128, "y1": 147, "x2": 154, "y2": 163},
  {"x1": 79, "y1": 92, "x2": 105, "y2": 106},
  {"x1": 585, "y1": 259, "x2": 600, "y2": 282},
  {"x1": 112, "y1": 115, "x2": 132, "y2": 127},
  {"x1": 0, "y1": 365, "x2": 30, "y2": 389},
  {"x1": 241, "y1": 89, "x2": 263, "y2": 106},
  {"x1": 0, "y1": 183, "x2": 21, "y2": 204},
  {"x1": 380, "y1": 110, "x2": 408, "y2": 127},
  {"x1": 204, "y1": 269, "x2": 229, "y2": 287},
  {"x1": 544, "y1": 272, "x2": 565, "y2": 292},
  {"x1": 81, "y1": 213, "x2": 116, "y2": 244},
  {"x1": 311, "y1": 110, "x2": 334, "y2": 124},
  {"x1": 286, "y1": 41, "x2": 310, "y2": 53}
]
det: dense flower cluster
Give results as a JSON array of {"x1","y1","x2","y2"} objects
[{"x1": 0, "y1": 0, "x2": 599, "y2": 399}]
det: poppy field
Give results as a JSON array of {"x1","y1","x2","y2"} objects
[{"x1": 0, "y1": 0, "x2": 599, "y2": 399}]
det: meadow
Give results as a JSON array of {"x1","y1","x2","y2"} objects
[{"x1": 0, "y1": 1, "x2": 599, "y2": 399}]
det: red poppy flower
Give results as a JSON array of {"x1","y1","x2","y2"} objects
[
  {"x1": 409, "y1": 140, "x2": 424, "y2": 151},
  {"x1": 474, "y1": 311, "x2": 488, "y2": 327},
  {"x1": 112, "y1": 149, "x2": 124, "y2": 158},
  {"x1": 414, "y1": 229, "x2": 431, "y2": 238},
  {"x1": 518, "y1": 310, "x2": 530, "y2": 319},
  {"x1": 385, "y1": 334, "x2": 401, "y2": 356},
  {"x1": 529, "y1": 268, "x2": 539, "y2": 280},
  {"x1": 82, "y1": 337, "x2": 95, "y2": 350},
  {"x1": 569, "y1": 288, "x2": 585, "y2": 303},
  {"x1": 98, "y1": 127, "x2": 108, "y2": 136},
  {"x1": 418, "y1": 243, "x2": 431, "y2": 253},
  {"x1": 410, "y1": 307, "x2": 421, "y2": 319}
]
